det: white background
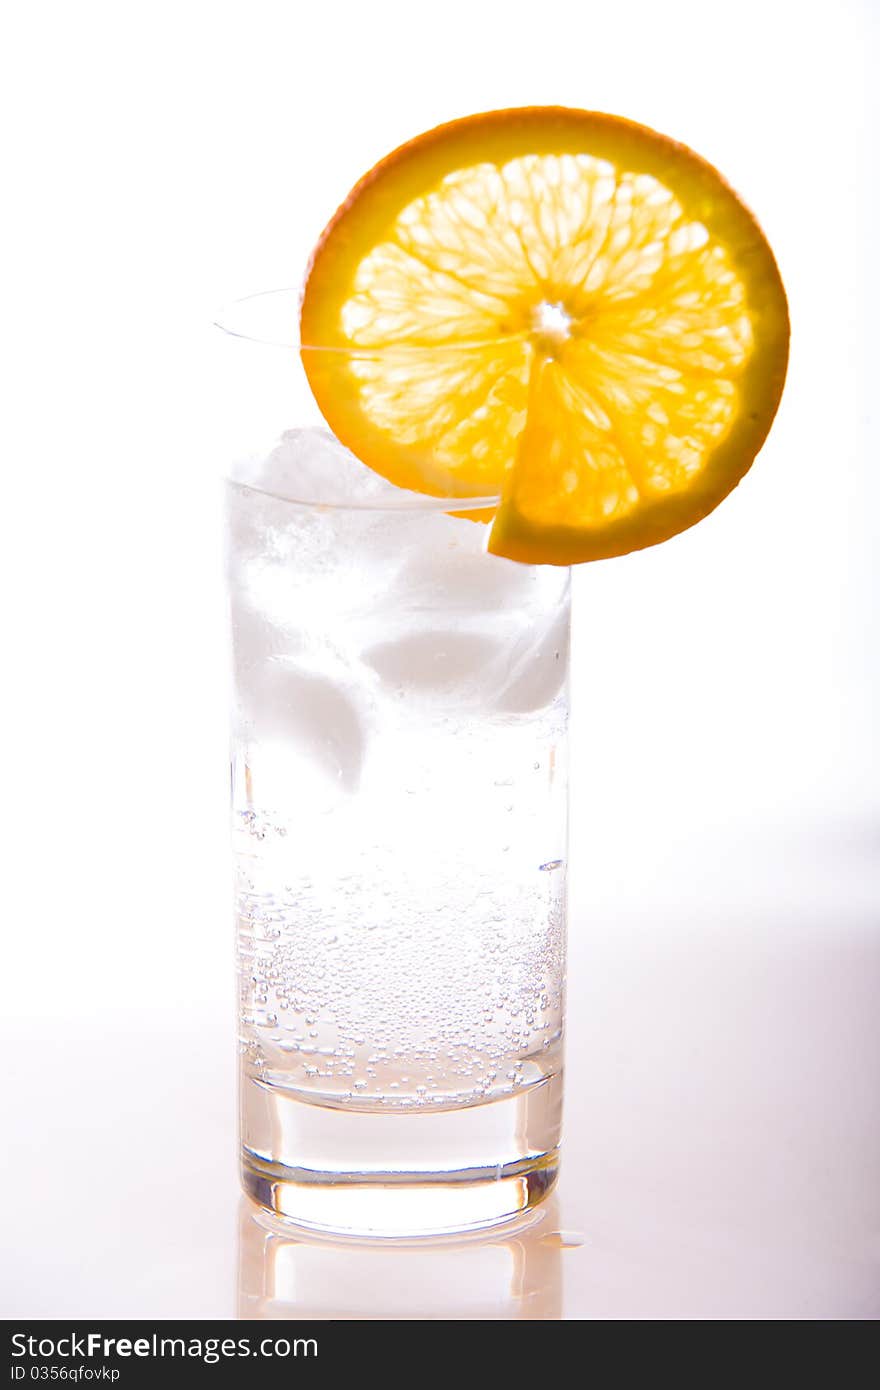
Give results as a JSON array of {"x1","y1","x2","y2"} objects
[{"x1": 1, "y1": 0, "x2": 877, "y2": 1318}]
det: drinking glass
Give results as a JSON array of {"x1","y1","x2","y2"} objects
[{"x1": 218, "y1": 290, "x2": 570, "y2": 1236}]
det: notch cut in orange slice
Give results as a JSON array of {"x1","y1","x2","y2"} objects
[{"x1": 300, "y1": 108, "x2": 789, "y2": 564}]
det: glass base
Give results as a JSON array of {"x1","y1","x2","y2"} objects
[{"x1": 240, "y1": 1070, "x2": 562, "y2": 1238}]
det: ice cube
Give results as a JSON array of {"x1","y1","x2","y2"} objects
[
  {"x1": 229, "y1": 591, "x2": 305, "y2": 682},
  {"x1": 382, "y1": 516, "x2": 536, "y2": 616},
  {"x1": 363, "y1": 629, "x2": 505, "y2": 703},
  {"x1": 495, "y1": 607, "x2": 570, "y2": 713},
  {"x1": 236, "y1": 427, "x2": 416, "y2": 508},
  {"x1": 237, "y1": 662, "x2": 366, "y2": 792}
]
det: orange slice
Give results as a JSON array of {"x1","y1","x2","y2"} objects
[{"x1": 300, "y1": 108, "x2": 789, "y2": 563}]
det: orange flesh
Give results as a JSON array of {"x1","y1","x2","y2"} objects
[{"x1": 300, "y1": 109, "x2": 789, "y2": 563}]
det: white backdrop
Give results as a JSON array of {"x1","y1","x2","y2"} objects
[{"x1": 1, "y1": 0, "x2": 877, "y2": 1318}]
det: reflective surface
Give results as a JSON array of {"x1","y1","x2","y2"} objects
[
  {"x1": 238, "y1": 1199, "x2": 566, "y2": 1320},
  {"x1": 3, "y1": 828, "x2": 879, "y2": 1319}
]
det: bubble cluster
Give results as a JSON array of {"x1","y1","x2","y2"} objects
[{"x1": 234, "y1": 739, "x2": 566, "y2": 1110}]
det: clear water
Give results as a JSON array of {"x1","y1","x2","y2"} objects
[{"x1": 227, "y1": 429, "x2": 570, "y2": 1114}]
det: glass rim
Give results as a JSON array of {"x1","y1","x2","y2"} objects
[
  {"x1": 225, "y1": 471, "x2": 501, "y2": 516},
  {"x1": 214, "y1": 287, "x2": 528, "y2": 357},
  {"x1": 218, "y1": 288, "x2": 507, "y2": 514}
]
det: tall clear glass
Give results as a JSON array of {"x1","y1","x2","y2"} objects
[{"x1": 219, "y1": 291, "x2": 570, "y2": 1237}]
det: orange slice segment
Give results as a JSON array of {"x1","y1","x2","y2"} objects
[{"x1": 300, "y1": 108, "x2": 789, "y2": 563}]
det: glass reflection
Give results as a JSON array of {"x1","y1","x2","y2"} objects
[{"x1": 238, "y1": 1197, "x2": 563, "y2": 1320}]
